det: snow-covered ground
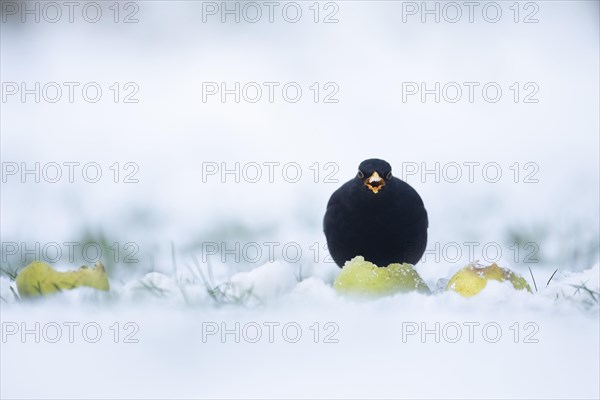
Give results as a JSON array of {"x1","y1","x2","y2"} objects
[
  {"x1": 1, "y1": 262, "x2": 599, "y2": 399},
  {"x1": 1, "y1": 1, "x2": 599, "y2": 398}
]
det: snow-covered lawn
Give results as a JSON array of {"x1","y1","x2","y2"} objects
[{"x1": 1, "y1": 261, "x2": 598, "y2": 399}]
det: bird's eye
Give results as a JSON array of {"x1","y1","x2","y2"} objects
[
  {"x1": 357, "y1": 171, "x2": 365, "y2": 179},
  {"x1": 386, "y1": 171, "x2": 392, "y2": 180}
]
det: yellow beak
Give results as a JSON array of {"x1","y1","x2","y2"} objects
[{"x1": 364, "y1": 171, "x2": 385, "y2": 194}]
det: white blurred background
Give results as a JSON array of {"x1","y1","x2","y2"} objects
[{"x1": 1, "y1": 0, "x2": 599, "y2": 282}]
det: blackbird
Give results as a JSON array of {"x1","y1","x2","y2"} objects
[{"x1": 324, "y1": 159, "x2": 428, "y2": 267}]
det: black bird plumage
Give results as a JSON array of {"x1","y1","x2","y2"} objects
[{"x1": 323, "y1": 159, "x2": 428, "y2": 267}]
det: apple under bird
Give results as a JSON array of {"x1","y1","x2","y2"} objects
[{"x1": 323, "y1": 158, "x2": 428, "y2": 267}]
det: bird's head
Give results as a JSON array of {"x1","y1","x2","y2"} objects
[{"x1": 356, "y1": 159, "x2": 393, "y2": 194}]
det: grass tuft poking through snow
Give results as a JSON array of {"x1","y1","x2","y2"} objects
[{"x1": 1, "y1": 256, "x2": 598, "y2": 315}]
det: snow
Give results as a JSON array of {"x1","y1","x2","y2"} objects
[
  {"x1": 1, "y1": 1, "x2": 599, "y2": 398},
  {"x1": 1, "y1": 262, "x2": 598, "y2": 399},
  {"x1": 226, "y1": 260, "x2": 299, "y2": 301}
]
